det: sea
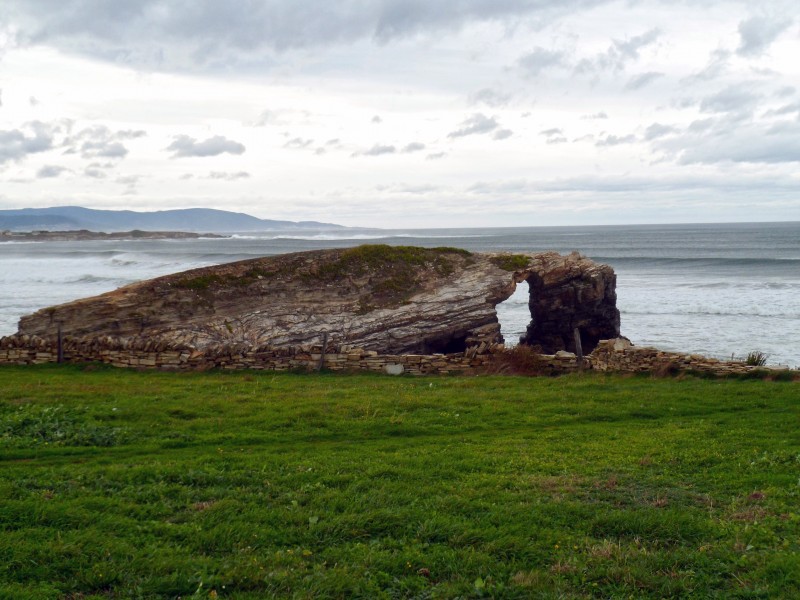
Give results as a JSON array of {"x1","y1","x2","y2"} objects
[{"x1": 1, "y1": 222, "x2": 798, "y2": 367}]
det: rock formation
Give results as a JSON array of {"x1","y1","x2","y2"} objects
[{"x1": 16, "y1": 245, "x2": 620, "y2": 355}]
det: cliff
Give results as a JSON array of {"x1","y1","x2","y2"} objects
[{"x1": 16, "y1": 245, "x2": 620, "y2": 355}]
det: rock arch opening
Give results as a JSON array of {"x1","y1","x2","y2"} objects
[{"x1": 496, "y1": 279, "x2": 531, "y2": 347}]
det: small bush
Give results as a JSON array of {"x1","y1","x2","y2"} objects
[{"x1": 745, "y1": 351, "x2": 769, "y2": 366}]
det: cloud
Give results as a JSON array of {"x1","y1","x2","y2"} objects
[
  {"x1": 518, "y1": 47, "x2": 565, "y2": 76},
  {"x1": 426, "y1": 152, "x2": 446, "y2": 160},
  {"x1": 493, "y1": 129, "x2": 513, "y2": 140},
  {"x1": 575, "y1": 28, "x2": 660, "y2": 74},
  {"x1": 36, "y1": 164, "x2": 69, "y2": 178},
  {"x1": 540, "y1": 128, "x2": 566, "y2": 143},
  {"x1": 680, "y1": 126, "x2": 800, "y2": 164},
  {"x1": 5, "y1": 0, "x2": 608, "y2": 72},
  {"x1": 582, "y1": 112, "x2": 608, "y2": 120},
  {"x1": 596, "y1": 134, "x2": 636, "y2": 146},
  {"x1": 284, "y1": 137, "x2": 313, "y2": 149},
  {"x1": 354, "y1": 144, "x2": 396, "y2": 157},
  {"x1": 252, "y1": 108, "x2": 311, "y2": 127},
  {"x1": 207, "y1": 171, "x2": 251, "y2": 180},
  {"x1": 625, "y1": 71, "x2": 664, "y2": 91},
  {"x1": 737, "y1": 15, "x2": 793, "y2": 57},
  {"x1": 700, "y1": 85, "x2": 761, "y2": 115},
  {"x1": 84, "y1": 167, "x2": 108, "y2": 179},
  {"x1": 540, "y1": 128, "x2": 562, "y2": 137},
  {"x1": 402, "y1": 142, "x2": 426, "y2": 153},
  {"x1": 651, "y1": 109, "x2": 800, "y2": 165},
  {"x1": 470, "y1": 88, "x2": 512, "y2": 108},
  {"x1": 683, "y1": 49, "x2": 730, "y2": 84},
  {"x1": 763, "y1": 101, "x2": 800, "y2": 117},
  {"x1": 644, "y1": 123, "x2": 678, "y2": 140},
  {"x1": 167, "y1": 134, "x2": 246, "y2": 158},
  {"x1": 371, "y1": 115, "x2": 382, "y2": 123},
  {"x1": 64, "y1": 125, "x2": 146, "y2": 159},
  {"x1": 448, "y1": 113, "x2": 499, "y2": 138},
  {"x1": 0, "y1": 121, "x2": 57, "y2": 164}
]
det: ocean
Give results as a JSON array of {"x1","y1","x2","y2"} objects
[{"x1": 1, "y1": 222, "x2": 798, "y2": 367}]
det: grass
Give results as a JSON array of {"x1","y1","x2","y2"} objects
[
  {"x1": 490, "y1": 254, "x2": 531, "y2": 272},
  {"x1": 0, "y1": 365, "x2": 798, "y2": 599}
]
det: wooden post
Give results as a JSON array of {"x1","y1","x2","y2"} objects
[
  {"x1": 573, "y1": 327, "x2": 583, "y2": 371},
  {"x1": 57, "y1": 323, "x2": 64, "y2": 364},
  {"x1": 317, "y1": 332, "x2": 329, "y2": 372}
]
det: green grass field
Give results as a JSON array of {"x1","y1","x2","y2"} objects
[{"x1": 1, "y1": 365, "x2": 798, "y2": 599}]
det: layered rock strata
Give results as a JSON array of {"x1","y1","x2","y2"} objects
[{"x1": 16, "y1": 245, "x2": 620, "y2": 355}]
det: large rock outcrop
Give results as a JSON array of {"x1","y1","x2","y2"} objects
[{"x1": 16, "y1": 245, "x2": 620, "y2": 354}]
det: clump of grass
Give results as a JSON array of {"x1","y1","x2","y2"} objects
[
  {"x1": 745, "y1": 351, "x2": 769, "y2": 366},
  {"x1": 0, "y1": 404, "x2": 123, "y2": 448},
  {"x1": 174, "y1": 274, "x2": 222, "y2": 291},
  {"x1": 490, "y1": 254, "x2": 531, "y2": 272}
]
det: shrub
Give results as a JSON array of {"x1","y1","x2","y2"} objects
[{"x1": 745, "y1": 351, "x2": 769, "y2": 367}]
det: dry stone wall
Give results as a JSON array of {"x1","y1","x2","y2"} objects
[
  {"x1": 0, "y1": 335, "x2": 582, "y2": 375},
  {"x1": 589, "y1": 338, "x2": 795, "y2": 377},
  {"x1": 1, "y1": 335, "x2": 793, "y2": 378}
]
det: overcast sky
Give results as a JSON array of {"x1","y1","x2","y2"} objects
[{"x1": 1, "y1": 1, "x2": 799, "y2": 227}]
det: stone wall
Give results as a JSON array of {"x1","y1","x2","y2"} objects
[
  {"x1": 0, "y1": 335, "x2": 793, "y2": 378},
  {"x1": 0, "y1": 335, "x2": 581, "y2": 375},
  {"x1": 589, "y1": 338, "x2": 795, "y2": 377}
]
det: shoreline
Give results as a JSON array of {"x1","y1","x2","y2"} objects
[{"x1": 0, "y1": 229, "x2": 227, "y2": 242}]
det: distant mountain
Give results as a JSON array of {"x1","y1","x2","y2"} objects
[{"x1": 0, "y1": 206, "x2": 346, "y2": 233}]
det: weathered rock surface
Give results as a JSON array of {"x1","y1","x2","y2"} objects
[{"x1": 16, "y1": 245, "x2": 620, "y2": 354}]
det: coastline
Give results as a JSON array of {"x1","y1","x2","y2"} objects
[{"x1": 0, "y1": 229, "x2": 227, "y2": 242}]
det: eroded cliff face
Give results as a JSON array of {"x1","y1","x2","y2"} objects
[{"x1": 16, "y1": 245, "x2": 620, "y2": 354}]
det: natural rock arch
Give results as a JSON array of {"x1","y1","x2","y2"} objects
[{"x1": 16, "y1": 246, "x2": 620, "y2": 355}]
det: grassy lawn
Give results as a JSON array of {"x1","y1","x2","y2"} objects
[{"x1": 0, "y1": 365, "x2": 798, "y2": 599}]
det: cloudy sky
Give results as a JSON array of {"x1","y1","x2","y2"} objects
[{"x1": 1, "y1": 1, "x2": 799, "y2": 227}]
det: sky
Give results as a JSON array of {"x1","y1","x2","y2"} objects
[{"x1": 1, "y1": 0, "x2": 799, "y2": 228}]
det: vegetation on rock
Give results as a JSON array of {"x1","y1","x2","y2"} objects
[
  {"x1": 490, "y1": 253, "x2": 531, "y2": 272},
  {"x1": 314, "y1": 245, "x2": 474, "y2": 311}
]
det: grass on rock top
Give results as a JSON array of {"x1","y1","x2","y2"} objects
[
  {"x1": 173, "y1": 245, "x2": 475, "y2": 310},
  {"x1": 490, "y1": 254, "x2": 531, "y2": 272},
  {"x1": 0, "y1": 365, "x2": 798, "y2": 599}
]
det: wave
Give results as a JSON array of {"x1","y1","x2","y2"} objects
[
  {"x1": 622, "y1": 309, "x2": 799, "y2": 319},
  {"x1": 67, "y1": 274, "x2": 119, "y2": 284},
  {"x1": 229, "y1": 232, "x2": 493, "y2": 241},
  {"x1": 596, "y1": 256, "x2": 800, "y2": 268}
]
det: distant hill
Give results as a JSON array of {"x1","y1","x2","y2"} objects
[{"x1": 0, "y1": 206, "x2": 345, "y2": 233}]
